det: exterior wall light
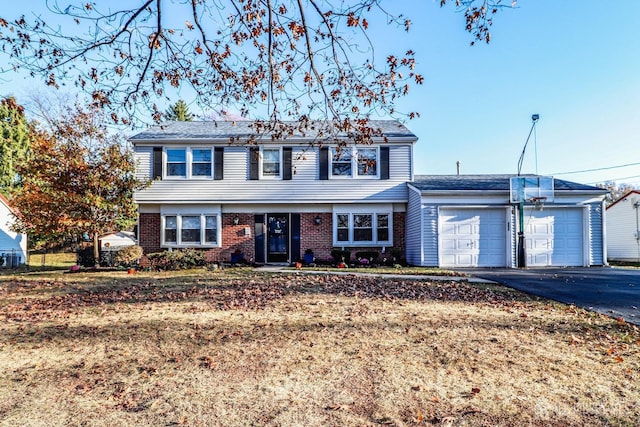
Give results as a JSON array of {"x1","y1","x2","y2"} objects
[
  {"x1": 314, "y1": 215, "x2": 322, "y2": 225},
  {"x1": 233, "y1": 216, "x2": 240, "y2": 225}
]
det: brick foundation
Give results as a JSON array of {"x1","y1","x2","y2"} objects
[{"x1": 138, "y1": 210, "x2": 407, "y2": 265}]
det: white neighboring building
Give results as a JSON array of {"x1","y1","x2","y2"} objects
[
  {"x1": 99, "y1": 231, "x2": 137, "y2": 250},
  {"x1": 0, "y1": 194, "x2": 27, "y2": 267},
  {"x1": 606, "y1": 190, "x2": 640, "y2": 262}
]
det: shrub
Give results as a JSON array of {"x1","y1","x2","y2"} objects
[
  {"x1": 146, "y1": 249, "x2": 207, "y2": 271},
  {"x1": 76, "y1": 247, "x2": 95, "y2": 267},
  {"x1": 113, "y1": 245, "x2": 143, "y2": 267},
  {"x1": 330, "y1": 249, "x2": 351, "y2": 264},
  {"x1": 355, "y1": 251, "x2": 379, "y2": 262}
]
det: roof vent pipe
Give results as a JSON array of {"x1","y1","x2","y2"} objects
[{"x1": 456, "y1": 160, "x2": 461, "y2": 175}]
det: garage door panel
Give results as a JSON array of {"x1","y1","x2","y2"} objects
[
  {"x1": 439, "y1": 208, "x2": 507, "y2": 268},
  {"x1": 525, "y1": 208, "x2": 583, "y2": 267}
]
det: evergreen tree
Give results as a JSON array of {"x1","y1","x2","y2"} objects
[
  {"x1": 0, "y1": 97, "x2": 30, "y2": 193},
  {"x1": 165, "y1": 100, "x2": 194, "y2": 122}
]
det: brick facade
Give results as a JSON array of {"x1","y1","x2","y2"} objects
[
  {"x1": 138, "y1": 211, "x2": 406, "y2": 265},
  {"x1": 139, "y1": 213, "x2": 161, "y2": 254}
]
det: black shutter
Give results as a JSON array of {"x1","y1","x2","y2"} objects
[
  {"x1": 249, "y1": 147, "x2": 259, "y2": 180},
  {"x1": 319, "y1": 147, "x2": 329, "y2": 180},
  {"x1": 380, "y1": 146, "x2": 390, "y2": 180},
  {"x1": 214, "y1": 147, "x2": 224, "y2": 180},
  {"x1": 254, "y1": 214, "x2": 265, "y2": 264},
  {"x1": 283, "y1": 147, "x2": 292, "y2": 180},
  {"x1": 152, "y1": 147, "x2": 162, "y2": 179},
  {"x1": 290, "y1": 213, "x2": 301, "y2": 263}
]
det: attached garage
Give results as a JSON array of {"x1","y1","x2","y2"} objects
[
  {"x1": 439, "y1": 207, "x2": 509, "y2": 267},
  {"x1": 405, "y1": 175, "x2": 607, "y2": 268},
  {"x1": 524, "y1": 207, "x2": 585, "y2": 267}
]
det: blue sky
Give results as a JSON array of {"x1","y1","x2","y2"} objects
[{"x1": 1, "y1": 1, "x2": 639, "y2": 186}]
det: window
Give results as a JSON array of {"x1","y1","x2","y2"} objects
[
  {"x1": 164, "y1": 147, "x2": 214, "y2": 179},
  {"x1": 166, "y1": 149, "x2": 186, "y2": 177},
  {"x1": 162, "y1": 214, "x2": 220, "y2": 247},
  {"x1": 192, "y1": 149, "x2": 212, "y2": 177},
  {"x1": 353, "y1": 214, "x2": 373, "y2": 241},
  {"x1": 181, "y1": 216, "x2": 201, "y2": 243},
  {"x1": 204, "y1": 216, "x2": 217, "y2": 244},
  {"x1": 330, "y1": 147, "x2": 378, "y2": 178},
  {"x1": 376, "y1": 214, "x2": 389, "y2": 241},
  {"x1": 331, "y1": 147, "x2": 352, "y2": 177},
  {"x1": 262, "y1": 148, "x2": 281, "y2": 178},
  {"x1": 165, "y1": 216, "x2": 177, "y2": 243},
  {"x1": 357, "y1": 148, "x2": 377, "y2": 176},
  {"x1": 333, "y1": 212, "x2": 392, "y2": 245},
  {"x1": 337, "y1": 214, "x2": 349, "y2": 242}
]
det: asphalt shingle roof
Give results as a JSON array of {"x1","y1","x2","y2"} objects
[
  {"x1": 411, "y1": 174, "x2": 606, "y2": 193},
  {"x1": 129, "y1": 120, "x2": 416, "y2": 142}
]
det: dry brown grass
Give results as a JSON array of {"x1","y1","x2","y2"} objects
[{"x1": 0, "y1": 268, "x2": 638, "y2": 426}]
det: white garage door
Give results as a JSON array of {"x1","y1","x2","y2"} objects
[
  {"x1": 524, "y1": 208, "x2": 584, "y2": 267},
  {"x1": 439, "y1": 208, "x2": 508, "y2": 268}
]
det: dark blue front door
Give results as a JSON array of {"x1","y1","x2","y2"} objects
[{"x1": 267, "y1": 214, "x2": 289, "y2": 263}]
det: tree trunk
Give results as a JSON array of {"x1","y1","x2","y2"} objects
[{"x1": 93, "y1": 233, "x2": 100, "y2": 267}]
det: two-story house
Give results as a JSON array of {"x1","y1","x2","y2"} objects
[
  {"x1": 132, "y1": 120, "x2": 608, "y2": 268},
  {"x1": 132, "y1": 120, "x2": 416, "y2": 264}
]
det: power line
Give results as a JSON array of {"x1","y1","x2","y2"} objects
[
  {"x1": 551, "y1": 162, "x2": 640, "y2": 176},
  {"x1": 586, "y1": 174, "x2": 640, "y2": 185}
]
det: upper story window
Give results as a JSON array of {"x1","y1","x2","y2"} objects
[
  {"x1": 191, "y1": 149, "x2": 212, "y2": 177},
  {"x1": 330, "y1": 147, "x2": 379, "y2": 178},
  {"x1": 164, "y1": 147, "x2": 214, "y2": 179},
  {"x1": 262, "y1": 148, "x2": 281, "y2": 178},
  {"x1": 166, "y1": 149, "x2": 187, "y2": 177},
  {"x1": 250, "y1": 147, "x2": 290, "y2": 180}
]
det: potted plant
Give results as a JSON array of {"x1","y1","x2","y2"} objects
[{"x1": 303, "y1": 249, "x2": 315, "y2": 265}]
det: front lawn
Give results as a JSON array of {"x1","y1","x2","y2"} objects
[{"x1": 0, "y1": 268, "x2": 638, "y2": 426}]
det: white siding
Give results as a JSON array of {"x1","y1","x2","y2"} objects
[
  {"x1": 607, "y1": 197, "x2": 640, "y2": 261},
  {"x1": 405, "y1": 187, "x2": 423, "y2": 266},
  {"x1": 134, "y1": 145, "x2": 412, "y2": 204},
  {"x1": 422, "y1": 205, "x2": 439, "y2": 266},
  {"x1": 589, "y1": 202, "x2": 605, "y2": 265},
  {"x1": 135, "y1": 147, "x2": 153, "y2": 180},
  {"x1": 0, "y1": 200, "x2": 27, "y2": 266}
]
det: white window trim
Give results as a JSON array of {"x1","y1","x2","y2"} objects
[
  {"x1": 161, "y1": 213, "x2": 222, "y2": 248},
  {"x1": 163, "y1": 147, "x2": 214, "y2": 180},
  {"x1": 259, "y1": 147, "x2": 283, "y2": 179},
  {"x1": 329, "y1": 146, "x2": 380, "y2": 179},
  {"x1": 332, "y1": 211, "x2": 392, "y2": 246}
]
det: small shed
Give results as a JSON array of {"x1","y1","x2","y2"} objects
[
  {"x1": 606, "y1": 190, "x2": 640, "y2": 262},
  {"x1": 0, "y1": 194, "x2": 27, "y2": 267},
  {"x1": 99, "y1": 231, "x2": 137, "y2": 250}
]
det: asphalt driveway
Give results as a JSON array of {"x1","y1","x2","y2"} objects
[{"x1": 460, "y1": 267, "x2": 640, "y2": 325}]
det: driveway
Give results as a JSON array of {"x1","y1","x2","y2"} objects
[{"x1": 460, "y1": 267, "x2": 640, "y2": 325}]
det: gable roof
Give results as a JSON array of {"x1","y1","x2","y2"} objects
[
  {"x1": 410, "y1": 174, "x2": 607, "y2": 193},
  {"x1": 606, "y1": 190, "x2": 640, "y2": 209},
  {"x1": 129, "y1": 120, "x2": 417, "y2": 143},
  {"x1": 0, "y1": 193, "x2": 18, "y2": 216}
]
